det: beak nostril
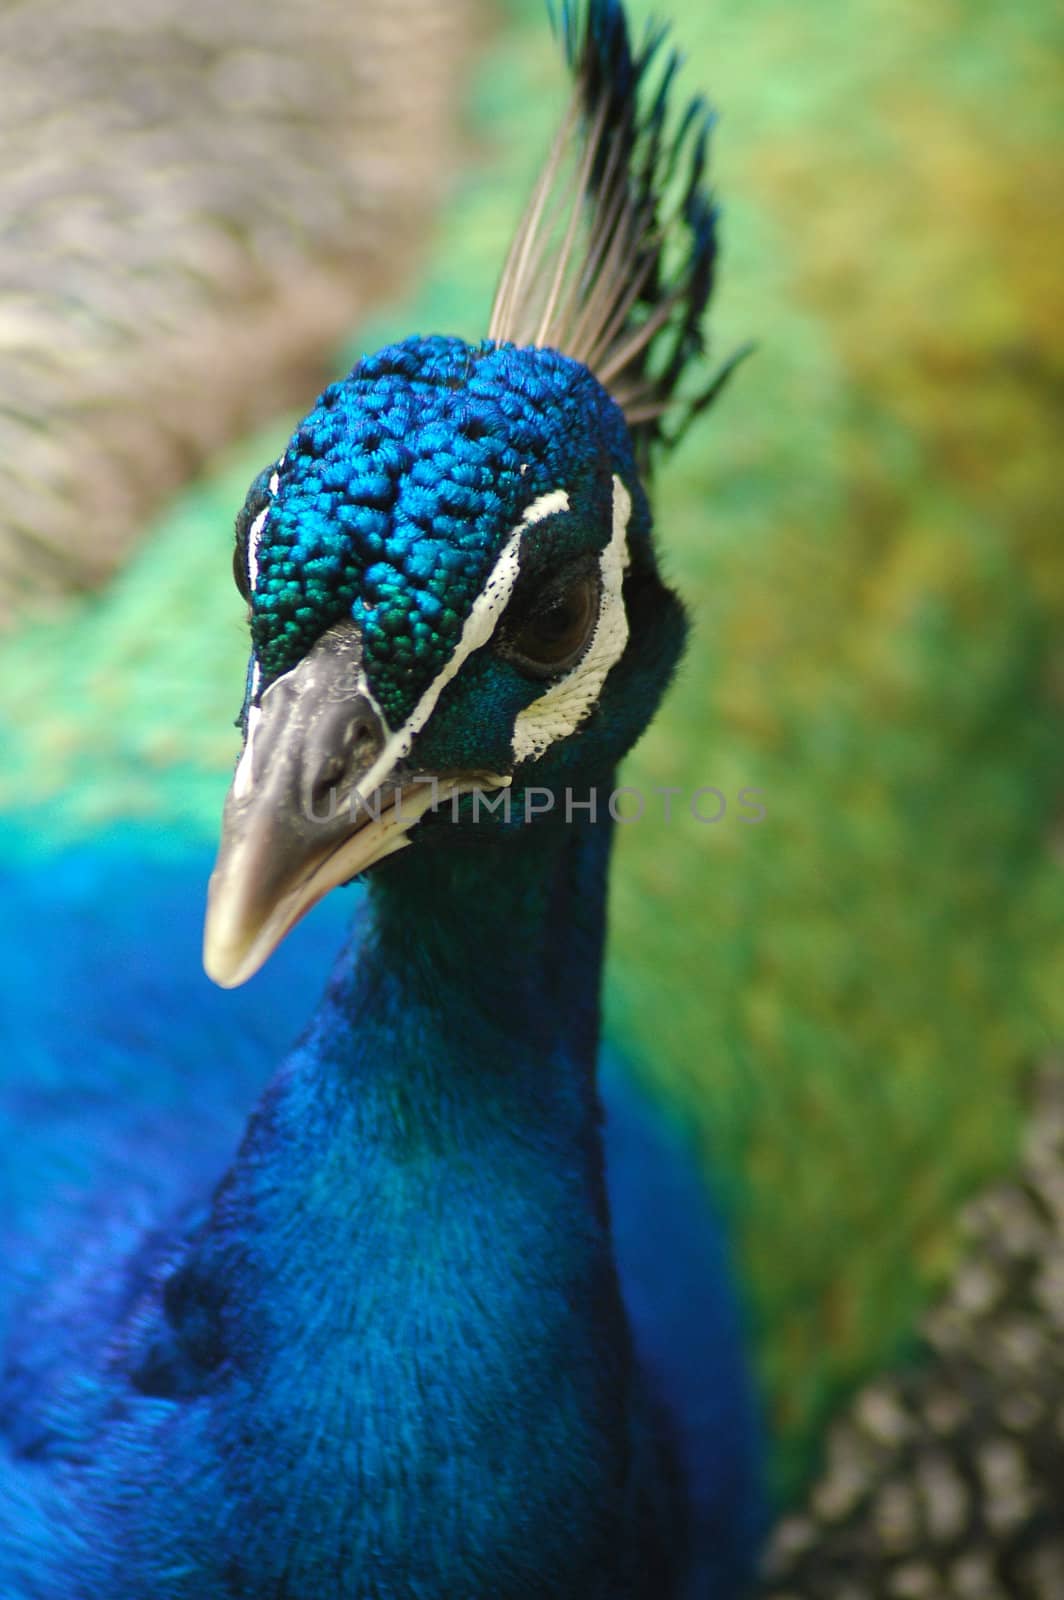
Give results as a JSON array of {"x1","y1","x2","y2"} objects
[
  {"x1": 308, "y1": 754, "x2": 345, "y2": 819},
  {"x1": 345, "y1": 718, "x2": 375, "y2": 753},
  {"x1": 353, "y1": 729, "x2": 376, "y2": 762}
]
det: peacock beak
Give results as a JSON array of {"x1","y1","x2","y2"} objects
[{"x1": 203, "y1": 624, "x2": 505, "y2": 989}]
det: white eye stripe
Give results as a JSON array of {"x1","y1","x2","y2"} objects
[
  {"x1": 238, "y1": 479, "x2": 598, "y2": 805},
  {"x1": 232, "y1": 660, "x2": 265, "y2": 799},
  {"x1": 510, "y1": 474, "x2": 631, "y2": 764},
  {"x1": 237, "y1": 452, "x2": 284, "y2": 794},
  {"x1": 351, "y1": 486, "x2": 572, "y2": 801},
  {"x1": 245, "y1": 454, "x2": 286, "y2": 596},
  {"x1": 522, "y1": 488, "x2": 570, "y2": 523},
  {"x1": 246, "y1": 506, "x2": 269, "y2": 594},
  {"x1": 232, "y1": 703, "x2": 261, "y2": 800},
  {"x1": 353, "y1": 528, "x2": 523, "y2": 797}
]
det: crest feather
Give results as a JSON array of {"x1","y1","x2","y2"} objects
[{"x1": 489, "y1": 0, "x2": 736, "y2": 466}]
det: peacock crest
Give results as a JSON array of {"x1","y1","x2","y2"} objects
[{"x1": 490, "y1": 0, "x2": 731, "y2": 464}]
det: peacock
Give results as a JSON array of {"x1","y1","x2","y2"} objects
[{"x1": 0, "y1": 3, "x2": 767, "y2": 1596}]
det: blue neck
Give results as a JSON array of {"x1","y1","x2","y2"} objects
[
  {"x1": 154, "y1": 808, "x2": 645, "y2": 1596},
  {"x1": 355, "y1": 812, "x2": 612, "y2": 1110}
]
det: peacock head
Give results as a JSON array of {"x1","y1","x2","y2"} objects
[{"x1": 204, "y1": 0, "x2": 731, "y2": 988}]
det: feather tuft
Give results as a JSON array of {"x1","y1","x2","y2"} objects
[{"x1": 489, "y1": 0, "x2": 736, "y2": 467}]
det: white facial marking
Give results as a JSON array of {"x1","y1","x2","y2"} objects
[
  {"x1": 231, "y1": 660, "x2": 265, "y2": 800},
  {"x1": 232, "y1": 704, "x2": 261, "y2": 800},
  {"x1": 235, "y1": 484, "x2": 577, "y2": 810},
  {"x1": 511, "y1": 474, "x2": 632, "y2": 764},
  {"x1": 354, "y1": 533, "x2": 523, "y2": 798},
  {"x1": 522, "y1": 487, "x2": 569, "y2": 524},
  {"x1": 232, "y1": 450, "x2": 312, "y2": 802},
  {"x1": 245, "y1": 456, "x2": 285, "y2": 596},
  {"x1": 247, "y1": 505, "x2": 269, "y2": 594},
  {"x1": 353, "y1": 487, "x2": 570, "y2": 801}
]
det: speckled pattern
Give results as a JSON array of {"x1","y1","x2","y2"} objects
[
  {"x1": 244, "y1": 337, "x2": 628, "y2": 725},
  {"x1": 760, "y1": 1064, "x2": 1064, "y2": 1600}
]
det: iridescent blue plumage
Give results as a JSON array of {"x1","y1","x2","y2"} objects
[
  {"x1": 248, "y1": 339, "x2": 629, "y2": 722},
  {"x1": 0, "y1": 836, "x2": 762, "y2": 1598},
  {"x1": 0, "y1": 2, "x2": 765, "y2": 1594}
]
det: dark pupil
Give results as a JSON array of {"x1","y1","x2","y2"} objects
[
  {"x1": 232, "y1": 541, "x2": 249, "y2": 601},
  {"x1": 515, "y1": 578, "x2": 596, "y2": 666}
]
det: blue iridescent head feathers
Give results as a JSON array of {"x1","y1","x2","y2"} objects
[{"x1": 239, "y1": 338, "x2": 637, "y2": 725}]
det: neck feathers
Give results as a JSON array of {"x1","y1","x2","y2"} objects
[
  {"x1": 128, "y1": 819, "x2": 630, "y2": 1593},
  {"x1": 152, "y1": 818, "x2": 638, "y2": 1595}
]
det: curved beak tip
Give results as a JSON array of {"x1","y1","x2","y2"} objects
[
  {"x1": 202, "y1": 874, "x2": 259, "y2": 990},
  {"x1": 202, "y1": 941, "x2": 248, "y2": 991}
]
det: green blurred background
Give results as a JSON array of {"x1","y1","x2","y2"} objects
[{"x1": 1, "y1": 0, "x2": 1060, "y2": 1499}]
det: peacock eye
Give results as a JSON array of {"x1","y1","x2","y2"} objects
[
  {"x1": 232, "y1": 498, "x2": 257, "y2": 605},
  {"x1": 504, "y1": 572, "x2": 600, "y2": 678},
  {"x1": 232, "y1": 462, "x2": 278, "y2": 608},
  {"x1": 232, "y1": 539, "x2": 250, "y2": 603}
]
